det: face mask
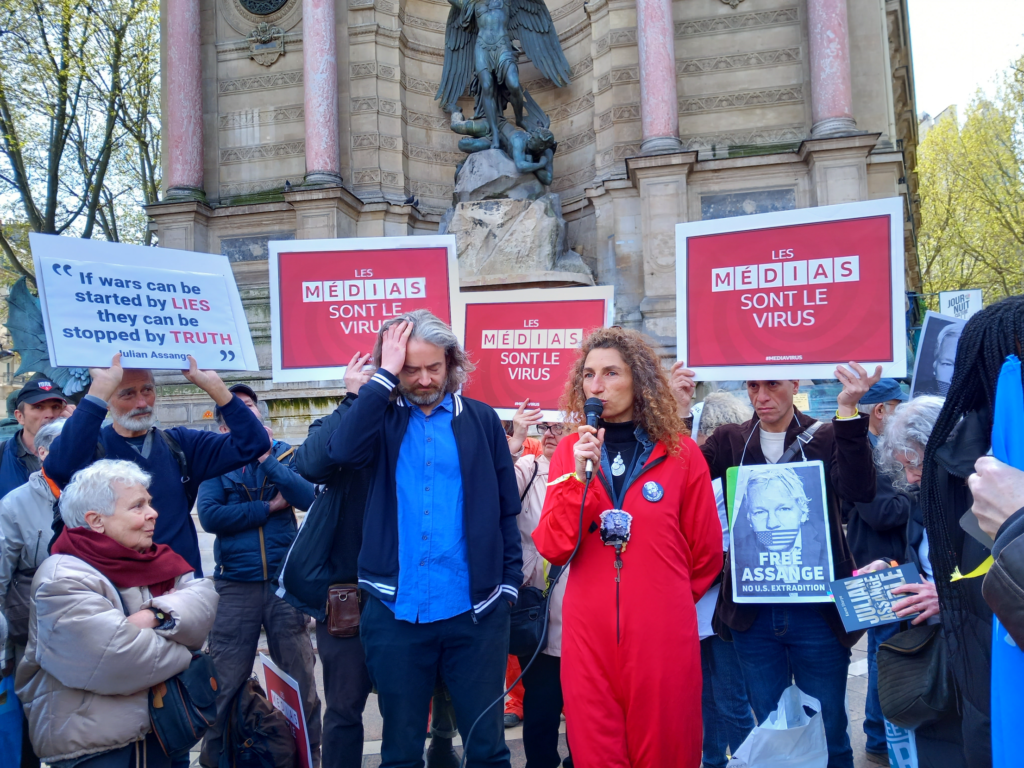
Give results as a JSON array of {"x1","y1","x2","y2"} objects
[{"x1": 755, "y1": 529, "x2": 799, "y2": 550}]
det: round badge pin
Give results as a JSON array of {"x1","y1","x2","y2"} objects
[{"x1": 642, "y1": 481, "x2": 663, "y2": 502}]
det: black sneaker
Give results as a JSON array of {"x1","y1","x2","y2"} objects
[
  {"x1": 503, "y1": 712, "x2": 522, "y2": 728},
  {"x1": 425, "y1": 736, "x2": 460, "y2": 768}
]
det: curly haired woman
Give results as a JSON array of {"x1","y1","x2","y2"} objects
[{"x1": 532, "y1": 328, "x2": 723, "y2": 768}]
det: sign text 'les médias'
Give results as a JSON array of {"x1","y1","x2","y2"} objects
[
  {"x1": 458, "y1": 287, "x2": 614, "y2": 420},
  {"x1": 676, "y1": 198, "x2": 906, "y2": 380},
  {"x1": 268, "y1": 236, "x2": 459, "y2": 383}
]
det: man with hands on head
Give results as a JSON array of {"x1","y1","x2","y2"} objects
[
  {"x1": 328, "y1": 310, "x2": 521, "y2": 768},
  {"x1": 671, "y1": 361, "x2": 880, "y2": 768},
  {"x1": 43, "y1": 353, "x2": 270, "y2": 576}
]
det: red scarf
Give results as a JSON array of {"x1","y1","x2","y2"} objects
[{"x1": 52, "y1": 527, "x2": 193, "y2": 597}]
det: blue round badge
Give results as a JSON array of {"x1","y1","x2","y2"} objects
[{"x1": 642, "y1": 481, "x2": 663, "y2": 502}]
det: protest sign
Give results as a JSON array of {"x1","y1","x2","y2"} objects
[
  {"x1": 676, "y1": 197, "x2": 906, "y2": 380},
  {"x1": 938, "y1": 289, "x2": 983, "y2": 321},
  {"x1": 457, "y1": 286, "x2": 614, "y2": 419},
  {"x1": 30, "y1": 234, "x2": 257, "y2": 371},
  {"x1": 269, "y1": 236, "x2": 459, "y2": 382},
  {"x1": 260, "y1": 653, "x2": 312, "y2": 768},
  {"x1": 728, "y1": 461, "x2": 834, "y2": 604},
  {"x1": 830, "y1": 563, "x2": 921, "y2": 633},
  {"x1": 910, "y1": 311, "x2": 965, "y2": 398}
]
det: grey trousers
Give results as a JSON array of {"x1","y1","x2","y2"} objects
[{"x1": 200, "y1": 580, "x2": 322, "y2": 767}]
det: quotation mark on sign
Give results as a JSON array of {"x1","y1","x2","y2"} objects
[
  {"x1": 51, "y1": 263, "x2": 73, "y2": 276},
  {"x1": 219, "y1": 350, "x2": 236, "y2": 362}
]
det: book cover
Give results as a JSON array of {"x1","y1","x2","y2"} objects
[{"x1": 830, "y1": 563, "x2": 922, "y2": 632}]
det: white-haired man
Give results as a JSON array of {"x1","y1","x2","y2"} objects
[{"x1": 43, "y1": 354, "x2": 269, "y2": 576}]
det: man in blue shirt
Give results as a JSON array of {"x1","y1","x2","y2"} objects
[{"x1": 330, "y1": 311, "x2": 522, "y2": 768}]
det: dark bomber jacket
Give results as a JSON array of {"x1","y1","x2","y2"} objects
[{"x1": 326, "y1": 370, "x2": 523, "y2": 619}]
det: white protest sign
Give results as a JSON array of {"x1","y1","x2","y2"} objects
[
  {"x1": 30, "y1": 234, "x2": 258, "y2": 371},
  {"x1": 938, "y1": 289, "x2": 983, "y2": 321}
]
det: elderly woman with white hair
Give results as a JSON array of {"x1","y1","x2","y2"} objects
[
  {"x1": 15, "y1": 459, "x2": 218, "y2": 768},
  {"x1": 865, "y1": 395, "x2": 966, "y2": 768}
]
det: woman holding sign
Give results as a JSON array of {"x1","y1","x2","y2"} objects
[{"x1": 533, "y1": 328, "x2": 723, "y2": 768}]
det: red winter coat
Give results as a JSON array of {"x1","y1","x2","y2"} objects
[{"x1": 533, "y1": 432, "x2": 723, "y2": 768}]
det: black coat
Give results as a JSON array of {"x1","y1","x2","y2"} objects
[
  {"x1": 842, "y1": 436, "x2": 912, "y2": 567},
  {"x1": 929, "y1": 408, "x2": 993, "y2": 768},
  {"x1": 277, "y1": 394, "x2": 371, "y2": 622},
  {"x1": 701, "y1": 408, "x2": 875, "y2": 648}
]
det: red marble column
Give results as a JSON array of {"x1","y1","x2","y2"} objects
[
  {"x1": 636, "y1": 0, "x2": 682, "y2": 154},
  {"x1": 303, "y1": 0, "x2": 342, "y2": 185},
  {"x1": 807, "y1": 0, "x2": 858, "y2": 137},
  {"x1": 166, "y1": 0, "x2": 204, "y2": 197}
]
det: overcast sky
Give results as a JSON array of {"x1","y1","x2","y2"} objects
[{"x1": 908, "y1": 0, "x2": 1024, "y2": 118}]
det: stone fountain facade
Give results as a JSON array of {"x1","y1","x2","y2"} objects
[{"x1": 147, "y1": 0, "x2": 923, "y2": 442}]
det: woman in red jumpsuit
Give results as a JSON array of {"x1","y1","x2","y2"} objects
[{"x1": 533, "y1": 328, "x2": 723, "y2": 768}]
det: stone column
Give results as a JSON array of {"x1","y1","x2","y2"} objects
[
  {"x1": 303, "y1": 0, "x2": 343, "y2": 186},
  {"x1": 636, "y1": 0, "x2": 682, "y2": 155},
  {"x1": 166, "y1": 0, "x2": 204, "y2": 198},
  {"x1": 808, "y1": 0, "x2": 858, "y2": 137}
]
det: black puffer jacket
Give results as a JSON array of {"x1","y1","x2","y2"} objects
[{"x1": 276, "y1": 394, "x2": 371, "y2": 622}]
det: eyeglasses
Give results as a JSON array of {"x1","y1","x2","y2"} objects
[{"x1": 537, "y1": 424, "x2": 564, "y2": 435}]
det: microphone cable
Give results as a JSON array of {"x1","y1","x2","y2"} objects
[{"x1": 457, "y1": 467, "x2": 593, "y2": 767}]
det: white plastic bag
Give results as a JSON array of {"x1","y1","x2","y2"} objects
[{"x1": 727, "y1": 685, "x2": 828, "y2": 768}]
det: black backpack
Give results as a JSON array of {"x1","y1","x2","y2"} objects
[
  {"x1": 47, "y1": 429, "x2": 190, "y2": 551},
  {"x1": 219, "y1": 677, "x2": 298, "y2": 768}
]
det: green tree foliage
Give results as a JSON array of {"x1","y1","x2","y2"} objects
[
  {"x1": 918, "y1": 58, "x2": 1024, "y2": 306},
  {"x1": 0, "y1": 0, "x2": 160, "y2": 284}
]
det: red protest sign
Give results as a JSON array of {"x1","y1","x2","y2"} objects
[
  {"x1": 676, "y1": 198, "x2": 906, "y2": 380},
  {"x1": 269, "y1": 236, "x2": 459, "y2": 382},
  {"x1": 459, "y1": 287, "x2": 614, "y2": 419},
  {"x1": 260, "y1": 653, "x2": 312, "y2": 768}
]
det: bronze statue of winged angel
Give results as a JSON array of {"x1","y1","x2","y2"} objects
[{"x1": 435, "y1": 0, "x2": 571, "y2": 150}]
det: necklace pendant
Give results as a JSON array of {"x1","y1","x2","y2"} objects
[{"x1": 611, "y1": 452, "x2": 625, "y2": 476}]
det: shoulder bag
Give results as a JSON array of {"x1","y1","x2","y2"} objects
[{"x1": 876, "y1": 621, "x2": 955, "y2": 729}]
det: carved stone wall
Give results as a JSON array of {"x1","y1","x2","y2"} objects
[{"x1": 150, "y1": 0, "x2": 922, "y2": 441}]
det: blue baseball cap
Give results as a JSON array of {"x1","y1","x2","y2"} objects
[{"x1": 860, "y1": 379, "x2": 908, "y2": 405}]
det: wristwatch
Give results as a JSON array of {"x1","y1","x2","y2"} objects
[{"x1": 146, "y1": 607, "x2": 175, "y2": 630}]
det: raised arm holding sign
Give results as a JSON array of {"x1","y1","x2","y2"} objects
[{"x1": 43, "y1": 354, "x2": 269, "y2": 575}]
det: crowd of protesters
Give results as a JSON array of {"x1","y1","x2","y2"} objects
[{"x1": 1, "y1": 296, "x2": 1024, "y2": 768}]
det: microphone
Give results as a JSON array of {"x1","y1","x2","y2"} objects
[{"x1": 583, "y1": 397, "x2": 604, "y2": 479}]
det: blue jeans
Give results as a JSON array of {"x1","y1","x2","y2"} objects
[
  {"x1": 701, "y1": 636, "x2": 755, "y2": 768},
  {"x1": 360, "y1": 595, "x2": 512, "y2": 768},
  {"x1": 865, "y1": 622, "x2": 900, "y2": 755},
  {"x1": 730, "y1": 606, "x2": 853, "y2": 768}
]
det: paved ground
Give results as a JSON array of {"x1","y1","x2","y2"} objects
[
  {"x1": 189, "y1": 518, "x2": 882, "y2": 768},
  {"x1": 185, "y1": 629, "x2": 878, "y2": 768}
]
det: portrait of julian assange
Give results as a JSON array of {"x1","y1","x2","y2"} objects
[
  {"x1": 910, "y1": 311, "x2": 965, "y2": 398},
  {"x1": 730, "y1": 462, "x2": 832, "y2": 603}
]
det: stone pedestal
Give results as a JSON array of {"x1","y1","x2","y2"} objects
[{"x1": 440, "y1": 151, "x2": 593, "y2": 289}]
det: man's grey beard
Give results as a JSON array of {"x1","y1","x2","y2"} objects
[
  {"x1": 112, "y1": 407, "x2": 157, "y2": 432},
  {"x1": 400, "y1": 385, "x2": 444, "y2": 406}
]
